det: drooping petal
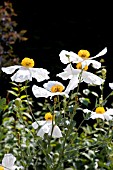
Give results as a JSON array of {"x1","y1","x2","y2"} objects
[
  {"x1": 2, "y1": 154, "x2": 16, "y2": 169},
  {"x1": 65, "y1": 76, "x2": 79, "y2": 94},
  {"x1": 11, "y1": 68, "x2": 32, "y2": 82},
  {"x1": 1, "y1": 65, "x2": 21, "y2": 74},
  {"x1": 31, "y1": 68, "x2": 50, "y2": 82},
  {"x1": 82, "y1": 71, "x2": 105, "y2": 85},
  {"x1": 51, "y1": 125, "x2": 63, "y2": 138},
  {"x1": 32, "y1": 85, "x2": 52, "y2": 98},
  {"x1": 37, "y1": 124, "x2": 50, "y2": 138}
]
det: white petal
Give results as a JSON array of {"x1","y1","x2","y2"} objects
[
  {"x1": 11, "y1": 68, "x2": 32, "y2": 82},
  {"x1": 32, "y1": 122, "x2": 39, "y2": 129},
  {"x1": 70, "y1": 52, "x2": 83, "y2": 63},
  {"x1": 1, "y1": 65, "x2": 21, "y2": 74},
  {"x1": 32, "y1": 85, "x2": 52, "y2": 98},
  {"x1": 83, "y1": 109, "x2": 92, "y2": 113},
  {"x1": 59, "y1": 50, "x2": 71, "y2": 64},
  {"x1": 82, "y1": 60, "x2": 101, "y2": 69},
  {"x1": 65, "y1": 76, "x2": 79, "y2": 94},
  {"x1": 2, "y1": 154, "x2": 16, "y2": 168},
  {"x1": 37, "y1": 124, "x2": 50, "y2": 138},
  {"x1": 104, "y1": 114, "x2": 113, "y2": 121},
  {"x1": 109, "y1": 83, "x2": 113, "y2": 90},
  {"x1": 37, "y1": 121, "x2": 46, "y2": 126},
  {"x1": 37, "y1": 128, "x2": 46, "y2": 138},
  {"x1": 31, "y1": 68, "x2": 50, "y2": 82},
  {"x1": 82, "y1": 71, "x2": 105, "y2": 85},
  {"x1": 105, "y1": 109, "x2": 113, "y2": 115},
  {"x1": 90, "y1": 113, "x2": 105, "y2": 120},
  {"x1": 52, "y1": 125, "x2": 63, "y2": 138},
  {"x1": 57, "y1": 71, "x2": 73, "y2": 80},
  {"x1": 90, "y1": 47, "x2": 107, "y2": 60},
  {"x1": 56, "y1": 64, "x2": 74, "y2": 80}
]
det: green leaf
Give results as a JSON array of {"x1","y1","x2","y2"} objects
[
  {"x1": 20, "y1": 86, "x2": 29, "y2": 92},
  {"x1": 8, "y1": 90, "x2": 18, "y2": 97},
  {"x1": 11, "y1": 87, "x2": 19, "y2": 91},
  {"x1": 20, "y1": 95, "x2": 29, "y2": 99}
]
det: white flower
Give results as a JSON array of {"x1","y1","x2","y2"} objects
[
  {"x1": 32, "y1": 113, "x2": 62, "y2": 139},
  {"x1": 0, "y1": 153, "x2": 16, "y2": 170},
  {"x1": 1, "y1": 57, "x2": 50, "y2": 82},
  {"x1": 32, "y1": 80, "x2": 73, "y2": 98},
  {"x1": 83, "y1": 107, "x2": 113, "y2": 121},
  {"x1": 109, "y1": 83, "x2": 113, "y2": 90},
  {"x1": 59, "y1": 47, "x2": 107, "y2": 69},
  {"x1": 57, "y1": 64, "x2": 105, "y2": 86}
]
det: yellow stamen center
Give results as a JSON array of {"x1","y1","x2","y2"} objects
[
  {"x1": 0, "y1": 166, "x2": 4, "y2": 170},
  {"x1": 95, "y1": 107, "x2": 105, "y2": 114},
  {"x1": 21, "y1": 57, "x2": 34, "y2": 68},
  {"x1": 78, "y1": 49, "x2": 90, "y2": 59},
  {"x1": 76, "y1": 62, "x2": 88, "y2": 71},
  {"x1": 51, "y1": 84, "x2": 64, "y2": 93},
  {"x1": 45, "y1": 112, "x2": 53, "y2": 120}
]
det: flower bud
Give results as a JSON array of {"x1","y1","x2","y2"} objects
[
  {"x1": 15, "y1": 98, "x2": 22, "y2": 106},
  {"x1": 101, "y1": 68, "x2": 107, "y2": 75}
]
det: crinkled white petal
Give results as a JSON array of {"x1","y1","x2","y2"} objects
[
  {"x1": 32, "y1": 85, "x2": 52, "y2": 98},
  {"x1": 105, "y1": 109, "x2": 113, "y2": 115},
  {"x1": 2, "y1": 154, "x2": 16, "y2": 169},
  {"x1": 65, "y1": 76, "x2": 79, "y2": 94},
  {"x1": 82, "y1": 71, "x2": 105, "y2": 85},
  {"x1": 37, "y1": 122, "x2": 51, "y2": 138},
  {"x1": 109, "y1": 83, "x2": 113, "y2": 90},
  {"x1": 59, "y1": 50, "x2": 82, "y2": 64},
  {"x1": 81, "y1": 60, "x2": 101, "y2": 69},
  {"x1": 11, "y1": 67, "x2": 32, "y2": 82},
  {"x1": 51, "y1": 125, "x2": 63, "y2": 138},
  {"x1": 43, "y1": 81, "x2": 64, "y2": 91},
  {"x1": 31, "y1": 68, "x2": 50, "y2": 82},
  {"x1": 1, "y1": 65, "x2": 21, "y2": 74}
]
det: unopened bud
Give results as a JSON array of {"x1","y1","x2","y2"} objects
[
  {"x1": 101, "y1": 68, "x2": 107, "y2": 75},
  {"x1": 15, "y1": 98, "x2": 22, "y2": 106}
]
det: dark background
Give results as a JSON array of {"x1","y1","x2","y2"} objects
[
  {"x1": 0, "y1": 1, "x2": 113, "y2": 103},
  {"x1": 12, "y1": 2, "x2": 113, "y2": 78}
]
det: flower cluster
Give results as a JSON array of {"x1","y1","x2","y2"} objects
[{"x1": 2, "y1": 47, "x2": 113, "y2": 169}]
